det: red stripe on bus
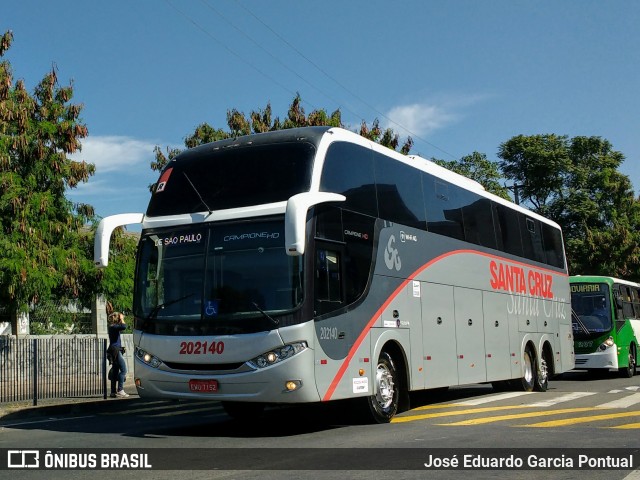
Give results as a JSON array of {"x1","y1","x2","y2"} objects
[{"x1": 321, "y1": 249, "x2": 567, "y2": 401}]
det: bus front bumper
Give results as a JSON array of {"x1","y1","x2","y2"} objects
[
  {"x1": 574, "y1": 347, "x2": 619, "y2": 371},
  {"x1": 132, "y1": 348, "x2": 321, "y2": 404}
]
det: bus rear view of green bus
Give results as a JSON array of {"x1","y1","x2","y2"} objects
[{"x1": 570, "y1": 276, "x2": 639, "y2": 378}]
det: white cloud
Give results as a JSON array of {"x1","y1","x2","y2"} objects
[
  {"x1": 382, "y1": 94, "x2": 492, "y2": 138},
  {"x1": 70, "y1": 135, "x2": 159, "y2": 173},
  {"x1": 384, "y1": 103, "x2": 458, "y2": 138}
]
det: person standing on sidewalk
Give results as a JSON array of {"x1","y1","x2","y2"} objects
[{"x1": 107, "y1": 311, "x2": 129, "y2": 398}]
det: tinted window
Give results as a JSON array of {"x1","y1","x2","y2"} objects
[
  {"x1": 313, "y1": 210, "x2": 376, "y2": 317},
  {"x1": 147, "y1": 142, "x2": 315, "y2": 217},
  {"x1": 314, "y1": 206, "x2": 343, "y2": 242},
  {"x1": 374, "y1": 152, "x2": 426, "y2": 229},
  {"x1": 541, "y1": 223, "x2": 565, "y2": 269},
  {"x1": 461, "y1": 193, "x2": 497, "y2": 249},
  {"x1": 520, "y1": 215, "x2": 546, "y2": 264},
  {"x1": 424, "y1": 175, "x2": 464, "y2": 240},
  {"x1": 341, "y1": 211, "x2": 376, "y2": 305},
  {"x1": 495, "y1": 204, "x2": 523, "y2": 257},
  {"x1": 320, "y1": 142, "x2": 377, "y2": 216}
]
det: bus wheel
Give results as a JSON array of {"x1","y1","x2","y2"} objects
[
  {"x1": 367, "y1": 351, "x2": 400, "y2": 423},
  {"x1": 620, "y1": 347, "x2": 637, "y2": 378},
  {"x1": 535, "y1": 350, "x2": 550, "y2": 392},
  {"x1": 515, "y1": 347, "x2": 536, "y2": 392},
  {"x1": 221, "y1": 401, "x2": 265, "y2": 421}
]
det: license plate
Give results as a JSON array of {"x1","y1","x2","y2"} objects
[{"x1": 188, "y1": 379, "x2": 218, "y2": 393}]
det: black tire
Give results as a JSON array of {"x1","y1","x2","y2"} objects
[
  {"x1": 515, "y1": 347, "x2": 536, "y2": 392},
  {"x1": 366, "y1": 351, "x2": 400, "y2": 423},
  {"x1": 535, "y1": 349, "x2": 550, "y2": 392},
  {"x1": 619, "y1": 346, "x2": 637, "y2": 378},
  {"x1": 221, "y1": 401, "x2": 265, "y2": 421}
]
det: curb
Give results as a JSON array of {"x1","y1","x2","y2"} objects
[{"x1": 0, "y1": 392, "x2": 140, "y2": 422}]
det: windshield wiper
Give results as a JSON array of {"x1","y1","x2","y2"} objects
[
  {"x1": 251, "y1": 301, "x2": 279, "y2": 327},
  {"x1": 183, "y1": 172, "x2": 213, "y2": 215},
  {"x1": 147, "y1": 293, "x2": 196, "y2": 321},
  {"x1": 571, "y1": 309, "x2": 590, "y2": 336}
]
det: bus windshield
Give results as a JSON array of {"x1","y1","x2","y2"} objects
[
  {"x1": 570, "y1": 283, "x2": 612, "y2": 338},
  {"x1": 145, "y1": 142, "x2": 315, "y2": 217},
  {"x1": 134, "y1": 220, "x2": 303, "y2": 334}
]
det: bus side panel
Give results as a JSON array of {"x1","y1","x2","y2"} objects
[
  {"x1": 629, "y1": 319, "x2": 640, "y2": 367},
  {"x1": 401, "y1": 281, "x2": 424, "y2": 390},
  {"x1": 454, "y1": 287, "x2": 487, "y2": 384},
  {"x1": 629, "y1": 319, "x2": 640, "y2": 344},
  {"x1": 314, "y1": 332, "x2": 372, "y2": 401},
  {"x1": 422, "y1": 282, "x2": 458, "y2": 388},
  {"x1": 483, "y1": 291, "x2": 512, "y2": 382}
]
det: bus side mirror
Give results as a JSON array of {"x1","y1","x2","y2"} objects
[
  {"x1": 94, "y1": 213, "x2": 144, "y2": 268},
  {"x1": 285, "y1": 192, "x2": 345, "y2": 256}
]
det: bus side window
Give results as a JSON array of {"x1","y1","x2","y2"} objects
[
  {"x1": 621, "y1": 285, "x2": 635, "y2": 319},
  {"x1": 632, "y1": 288, "x2": 640, "y2": 319},
  {"x1": 315, "y1": 248, "x2": 343, "y2": 315}
]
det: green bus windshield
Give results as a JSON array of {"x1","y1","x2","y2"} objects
[{"x1": 571, "y1": 283, "x2": 612, "y2": 338}]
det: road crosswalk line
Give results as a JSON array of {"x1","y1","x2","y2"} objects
[
  {"x1": 526, "y1": 391, "x2": 596, "y2": 407},
  {"x1": 521, "y1": 410, "x2": 640, "y2": 428},
  {"x1": 454, "y1": 391, "x2": 535, "y2": 406},
  {"x1": 597, "y1": 393, "x2": 640, "y2": 409}
]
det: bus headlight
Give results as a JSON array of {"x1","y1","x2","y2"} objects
[
  {"x1": 135, "y1": 347, "x2": 163, "y2": 368},
  {"x1": 598, "y1": 337, "x2": 615, "y2": 351},
  {"x1": 248, "y1": 342, "x2": 308, "y2": 369}
]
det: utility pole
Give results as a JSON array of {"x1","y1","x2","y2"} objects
[{"x1": 506, "y1": 183, "x2": 523, "y2": 205}]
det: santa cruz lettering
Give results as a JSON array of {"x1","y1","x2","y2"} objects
[{"x1": 489, "y1": 260, "x2": 554, "y2": 299}]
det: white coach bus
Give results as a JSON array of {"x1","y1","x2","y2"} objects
[{"x1": 95, "y1": 126, "x2": 574, "y2": 423}]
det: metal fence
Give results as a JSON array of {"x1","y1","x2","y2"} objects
[{"x1": 0, "y1": 336, "x2": 108, "y2": 405}]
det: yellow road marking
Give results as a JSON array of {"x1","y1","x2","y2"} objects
[
  {"x1": 391, "y1": 405, "x2": 531, "y2": 423},
  {"x1": 522, "y1": 411, "x2": 640, "y2": 428},
  {"x1": 436, "y1": 407, "x2": 602, "y2": 426},
  {"x1": 609, "y1": 422, "x2": 640, "y2": 429},
  {"x1": 411, "y1": 403, "x2": 465, "y2": 411}
]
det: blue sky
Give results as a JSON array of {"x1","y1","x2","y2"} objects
[{"x1": 5, "y1": 1, "x2": 640, "y2": 221}]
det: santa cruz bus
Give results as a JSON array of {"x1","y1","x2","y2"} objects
[
  {"x1": 570, "y1": 275, "x2": 639, "y2": 377},
  {"x1": 95, "y1": 126, "x2": 574, "y2": 423}
]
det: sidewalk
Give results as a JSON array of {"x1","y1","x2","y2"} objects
[{"x1": 0, "y1": 387, "x2": 139, "y2": 421}]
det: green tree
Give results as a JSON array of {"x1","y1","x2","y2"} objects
[
  {"x1": 79, "y1": 225, "x2": 138, "y2": 315},
  {"x1": 0, "y1": 31, "x2": 97, "y2": 331},
  {"x1": 151, "y1": 94, "x2": 411, "y2": 177},
  {"x1": 433, "y1": 152, "x2": 510, "y2": 200},
  {"x1": 498, "y1": 134, "x2": 640, "y2": 278}
]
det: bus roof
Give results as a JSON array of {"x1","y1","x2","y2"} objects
[{"x1": 570, "y1": 275, "x2": 640, "y2": 288}]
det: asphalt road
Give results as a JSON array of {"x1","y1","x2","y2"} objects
[{"x1": 1, "y1": 370, "x2": 640, "y2": 480}]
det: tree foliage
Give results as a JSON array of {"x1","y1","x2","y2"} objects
[
  {"x1": 0, "y1": 31, "x2": 97, "y2": 318},
  {"x1": 151, "y1": 93, "x2": 413, "y2": 180},
  {"x1": 433, "y1": 152, "x2": 510, "y2": 200},
  {"x1": 79, "y1": 225, "x2": 138, "y2": 315},
  {"x1": 498, "y1": 134, "x2": 640, "y2": 279}
]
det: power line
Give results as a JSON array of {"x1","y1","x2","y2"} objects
[
  {"x1": 199, "y1": 0, "x2": 363, "y2": 120},
  {"x1": 163, "y1": 0, "x2": 301, "y2": 109},
  {"x1": 166, "y1": 0, "x2": 457, "y2": 160},
  {"x1": 233, "y1": 0, "x2": 458, "y2": 159}
]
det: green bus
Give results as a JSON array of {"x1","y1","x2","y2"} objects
[{"x1": 570, "y1": 275, "x2": 640, "y2": 377}]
